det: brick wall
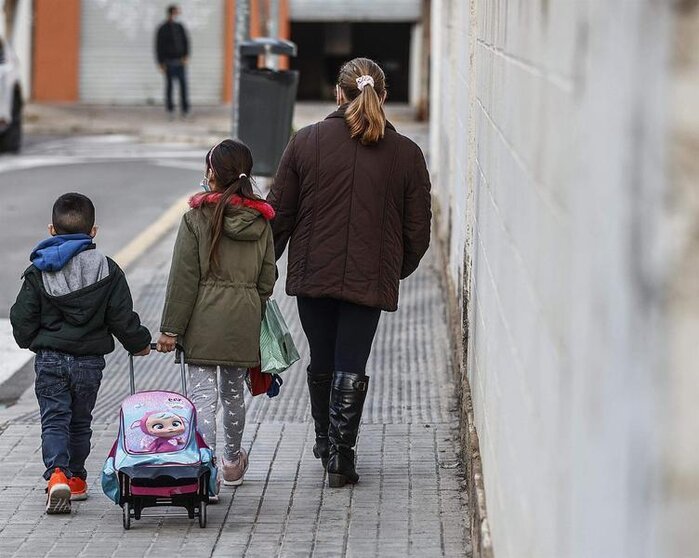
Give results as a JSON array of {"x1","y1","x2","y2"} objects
[{"x1": 429, "y1": 1, "x2": 695, "y2": 557}]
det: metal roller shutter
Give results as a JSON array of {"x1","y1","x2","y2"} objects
[
  {"x1": 79, "y1": 0, "x2": 224, "y2": 104},
  {"x1": 290, "y1": 0, "x2": 421, "y2": 22}
]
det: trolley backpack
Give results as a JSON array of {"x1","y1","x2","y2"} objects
[{"x1": 101, "y1": 343, "x2": 217, "y2": 529}]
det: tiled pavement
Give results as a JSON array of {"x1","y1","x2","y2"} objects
[
  {"x1": 0, "y1": 229, "x2": 469, "y2": 557},
  {"x1": 0, "y1": 131, "x2": 469, "y2": 557}
]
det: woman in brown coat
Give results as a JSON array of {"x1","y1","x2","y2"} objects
[{"x1": 268, "y1": 58, "x2": 432, "y2": 487}]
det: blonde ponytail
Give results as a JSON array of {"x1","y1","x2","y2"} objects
[{"x1": 337, "y1": 58, "x2": 387, "y2": 145}]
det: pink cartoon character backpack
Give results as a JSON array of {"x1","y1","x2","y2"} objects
[
  {"x1": 101, "y1": 344, "x2": 217, "y2": 530},
  {"x1": 131, "y1": 409, "x2": 188, "y2": 453}
]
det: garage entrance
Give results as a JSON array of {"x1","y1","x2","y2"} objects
[{"x1": 290, "y1": 22, "x2": 412, "y2": 102}]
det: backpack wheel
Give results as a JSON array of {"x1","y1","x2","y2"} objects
[
  {"x1": 123, "y1": 501, "x2": 131, "y2": 530},
  {"x1": 199, "y1": 501, "x2": 207, "y2": 528}
]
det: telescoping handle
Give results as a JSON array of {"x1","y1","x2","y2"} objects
[{"x1": 128, "y1": 342, "x2": 187, "y2": 397}]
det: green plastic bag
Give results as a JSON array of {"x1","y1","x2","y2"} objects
[{"x1": 260, "y1": 299, "x2": 300, "y2": 374}]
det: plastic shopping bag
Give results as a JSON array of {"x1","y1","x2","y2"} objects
[{"x1": 260, "y1": 299, "x2": 300, "y2": 374}]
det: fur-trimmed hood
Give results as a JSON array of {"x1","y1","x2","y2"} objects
[
  {"x1": 189, "y1": 192, "x2": 275, "y2": 241},
  {"x1": 189, "y1": 192, "x2": 275, "y2": 220}
]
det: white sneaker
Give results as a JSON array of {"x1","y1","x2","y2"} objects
[{"x1": 222, "y1": 449, "x2": 248, "y2": 486}]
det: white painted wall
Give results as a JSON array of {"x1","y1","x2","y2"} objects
[
  {"x1": 290, "y1": 0, "x2": 421, "y2": 22},
  {"x1": 664, "y1": 6, "x2": 699, "y2": 557},
  {"x1": 430, "y1": 1, "x2": 687, "y2": 557}
]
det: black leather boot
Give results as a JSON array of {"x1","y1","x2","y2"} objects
[
  {"x1": 306, "y1": 367, "x2": 332, "y2": 467},
  {"x1": 327, "y1": 371, "x2": 369, "y2": 488}
]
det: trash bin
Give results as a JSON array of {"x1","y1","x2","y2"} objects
[{"x1": 238, "y1": 38, "x2": 299, "y2": 177}]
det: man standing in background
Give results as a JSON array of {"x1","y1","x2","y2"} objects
[{"x1": 155, "y1": 4, "x2": 190, "y2": 118}]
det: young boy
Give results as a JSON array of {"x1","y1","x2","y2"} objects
[{"x1": 10, "y1": 193, "x2": 151, "y2": 514}]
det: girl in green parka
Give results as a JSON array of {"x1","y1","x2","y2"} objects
[{"x1": 156, "y1": 139, "x2": 276, "y2": 489}]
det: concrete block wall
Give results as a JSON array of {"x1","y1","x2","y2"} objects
[
  {"x1": 665, "y1": 3, "x2": 699, "y2": 556},
  {"x1": 429, "y1": 1, "x2": 695, "y2": 557}
]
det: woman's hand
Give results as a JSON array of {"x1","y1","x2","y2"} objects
[{"x1": 156, "y1": 333, "x2": 177, "y2": 353}]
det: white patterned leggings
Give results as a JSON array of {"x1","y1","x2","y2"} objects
[{"x1": 189, "y1": 365, "x2": 246, "y2": 461}]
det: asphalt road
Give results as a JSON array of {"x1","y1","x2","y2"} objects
[{"x1": 0, "y1": 135, "x2": 205, "y2": 315}]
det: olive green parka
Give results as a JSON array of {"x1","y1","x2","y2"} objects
[{"x1": 160, "y1": 193, "x2": 276, "y2": 367}]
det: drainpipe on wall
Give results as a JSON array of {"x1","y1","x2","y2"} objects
[
  {"x1": 417, "y1": 0, "x2": 431, "y2": 121},
  {"x1": 267, "y1": 0, "x2": 280, "y2": 69}
]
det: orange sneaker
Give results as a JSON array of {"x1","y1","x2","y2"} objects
[
  {"x1": 68, "y1": 476, "x2": 88, "y2": 501},
  {"x1": 46, "y1": 468, "x2": 71, "y2": 514}
]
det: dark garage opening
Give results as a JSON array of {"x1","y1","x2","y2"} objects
[{"x1": 290, "y1": 22, "x2": 412, "y2": 102}]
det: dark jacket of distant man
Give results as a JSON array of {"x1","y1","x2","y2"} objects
[{"x1": 156, "y1": 19, "x2": 189, "y2": 65}]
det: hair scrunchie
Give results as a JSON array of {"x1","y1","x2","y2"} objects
[{"x1": 355, "y1": 75, "x2": 375, "y2": 91}]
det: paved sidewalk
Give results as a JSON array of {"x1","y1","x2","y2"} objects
[
  {"x1": 0, "y1": 116, "x2": 467, "y2": 557},
  {"x1": 0, "y1": 225, "x2": 469, "y2": 557}
]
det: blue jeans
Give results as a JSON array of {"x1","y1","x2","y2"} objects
[
  {"x1": 34, "y1": 351, "x2": 105, "y2": 480},
  {"x1": 165, "y1": 61, "x2": 189, "y2": 114}
]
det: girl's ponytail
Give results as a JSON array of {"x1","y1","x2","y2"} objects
[
  {"x1": 205, "y1": 140, "x2": 259, "y2": 271},
  {"x1": 338, "y1": 58, "x2": 387, "y2": 145},
  {"x1": 208, "y1": 182, "x2": 238, "y2": 270}
]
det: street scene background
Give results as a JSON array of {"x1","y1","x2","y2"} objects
[
  {"x1": 0, "y1": 98, "x2": 468, "y2": 557},
  {"x1": 1, "y1": 1, "x2": 698, "y2": 558}
]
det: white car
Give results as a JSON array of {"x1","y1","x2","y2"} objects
[{"x1": 0, "y1": 36, "x2": 22, "y2": 153}]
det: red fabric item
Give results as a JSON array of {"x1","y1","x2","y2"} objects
[
  {"x1": 189, "y1": 192, "x2": 276, "y2": 220},
  {"x1": 130, "y1": 483, "x2": 199, "y2": 497},
  {"x1": 246, "y1": 365, "x2": 272, "y2": 396}
]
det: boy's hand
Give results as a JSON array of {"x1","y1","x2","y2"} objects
[
  {"x1": 156, "y1": 333, "x2": 177, "y2": 353},
  {"x1": 133, "y1": 345, "x2": 151, "y2": 357}
]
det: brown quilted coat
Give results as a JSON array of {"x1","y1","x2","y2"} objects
[{"x1": 267, "y1": 107, "x2": 432, "y2": 312}]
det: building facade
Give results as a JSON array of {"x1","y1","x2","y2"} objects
[
  {"x1": 31, "y1": 0, "x2": 244, "y2": 104},
  {"x1": 288, "y1": 0, "x2": 426, "y2": 106},
  {"x1": 430, "y1": 1, "x2": 699, "y2": 557},
  {"x1": 4, "y1": 0, "x2": 427, "y2": 108}
]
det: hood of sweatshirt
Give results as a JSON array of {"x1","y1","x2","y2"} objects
[
  {"x1": 27, "y1": 236, "x2": 112, "y2": 326},
  {"x1": 41, "y1": 249, "x2": 110, "y2": 298},
  {"x1": 30, "y1": 234, "x2": 95, "y2": 272},
  {"x1": 189, "y1": 193, "x2": 274, "y2": 241}
]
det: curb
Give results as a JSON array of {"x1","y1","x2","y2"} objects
[
  {"x1": 0, "y1": 358, "x2": 34, "y2": 407},
  {"x1": 25, "y1": 124, "x2": 226, "y2": 148}
]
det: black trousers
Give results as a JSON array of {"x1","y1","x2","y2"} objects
[
  {"x1": 165, "y1": 61, "x2": 189, "y2": 114},
  {"x1": 297, "y1": 297, "x2": 381, "y2": 376}
]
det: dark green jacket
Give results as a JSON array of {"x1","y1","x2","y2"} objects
[
  {"x1": 160, "y1": 194, "x2": 276, "y2": 367},
  {"x1": 10, "y1": 258, "x2": 151, "y2": 356}
]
